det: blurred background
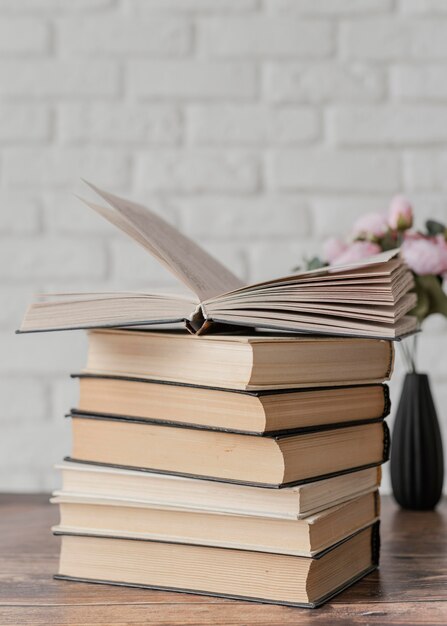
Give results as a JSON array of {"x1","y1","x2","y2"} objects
[{"x1": 2, "y1": 0, "x2": 447, "y2": 492}]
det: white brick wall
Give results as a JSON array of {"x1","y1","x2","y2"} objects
[{"x1": 1, "y1": 0, "x2": 447, "y2": 493}]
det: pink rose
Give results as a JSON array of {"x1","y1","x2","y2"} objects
[
  {"x1": 402, "y1": 230, "x2": 424, "y2": 241},
  {"x1": 353, "y1": 212, "x2": 389, "y2": 240},
  {"x1": 388, "y1": 195, "x2": 413, "y2": 230},
  {"x1": 401, "y1": 235, "x2": 447, "y2": 275},
  {"x1": 323, "y1": 237, "x2": 348, "y2": 264},
  {"x1": 332, "y1": 241, "x2": 381, "y2": 265},
  {"x1": 435, "y1": 234, "x2": 447, "y2": 273}
]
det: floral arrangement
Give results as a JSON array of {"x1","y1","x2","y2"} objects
[{"x1": 304, "y1": 196, "x2": 447, "y2": 371}]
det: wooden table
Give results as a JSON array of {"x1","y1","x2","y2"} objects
[{"x1": 0, "y1": 494, "x2": 445, "y2": 625}]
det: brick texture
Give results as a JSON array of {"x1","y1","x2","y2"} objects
[
  {"x1": 197, "y1": 17, "x2": 333, "y2": 57},
  {"x1": 188, "y1": 105, "x2": 319, "y2": 144},
  {"x1": 58, "y1": 17, "x2": 192, "y2": 55},
  {"x1": 269, "y1": 149, "x2": 400, "y2": 191},
  {"x1": 128, "y1": 60, "x2": 257, "y2": 99},
  {"x1": 1, "y1": 0, "x2": 447, "y2": 492}
]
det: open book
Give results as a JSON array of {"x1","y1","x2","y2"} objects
[{"x1": 19, "y1": 183, "x2": 417, "y2": 339}]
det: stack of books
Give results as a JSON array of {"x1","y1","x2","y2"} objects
[
  {"x1": 50, "y1": 328, "x2": 391, "y2": 607},
  {"x1": 19, "y1": 184, "x2": 415, "y2": 608}
]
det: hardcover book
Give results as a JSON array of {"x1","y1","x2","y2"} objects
[
  {"x1": 82, "y1": 328, "x2": 395, "y2": 391},
  {"x1": 19, "y1": 183, "x2": 417, "y2": 339},
  {"x1": 55, "y1": 462, "x2": 381, "y2": 520},
  {"x1": 55, "y1": 523, "x2": 380, "y2": 608},
  {"x1": 52, "y1": 490, "x2": 380, "y2": 557},
  {"x1": 75, "y1": 374, "x2": 390, "y2": 434},
  {"x1": 68, "y1": 413, "x2": 389, "y2": 487}
]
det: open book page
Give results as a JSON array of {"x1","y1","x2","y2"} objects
[
  {"x1": 205, "y1": 250, "x2": 401, "y2": 301},
  {"x1": 85, "y1": 183, "x2": 244, "y2": 301},
  {"x1": 209, "y1": 271, "x2": 414, "y2": 309},
  {"x1": 18, "y1": 185, "x2": 417, "y2": 338},
  {"x1": 209, "y1": 312, "x2": 417, "y2": 339},
  {"x1": 201, "y1": 251, "x2": 417, "y2": 338},
  {"x1": 207, "y1": 293, "x2": 417, "y2": 324},
  {"x1": 81, "y1": 200, "x2": 168, "y2": 263},
  {"x1": 20, "y1": 293, "x2": 197, "y2": 333}
]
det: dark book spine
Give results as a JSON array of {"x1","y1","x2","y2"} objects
[
  {"x1": 381, "y1": 384, "x2": 391, "y2": 418},
  {"x1": 382, "y1": 421, "x2": 391, "y2": 463},
  {"x1": 386, "y1": 341, "x2": 395, "y2": 379},
  {"x1": 371, "y1": 521, "x2": 381, "y2": 566}
]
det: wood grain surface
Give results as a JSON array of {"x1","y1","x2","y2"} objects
[{"x1": 0, "y1": 494, "x2": 445, "y2": 625}]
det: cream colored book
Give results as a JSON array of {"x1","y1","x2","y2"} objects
[
  {"x1": 68, "y1": 415, "x2": 389, "y2": 487},
  {"x1": 55, "y1": 524, "x2": 380, "y2": 608},
  {"x1": 56, "y1": 462, "x2": 381, "y2": 520},
  {"x1": 83, "y1": 328, "x2": 395, "y2": 391},
  {"x1": 76, "y1": 373, "x2": 390, "y2": 433},
  {"x1": 19, "y1": 182, "x2": 417, "y2": 339},
  {"x1": 51, "y1": 490, "x2": 380, "y2": 557}
]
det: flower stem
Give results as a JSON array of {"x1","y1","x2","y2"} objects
[
  {"x1": 399, "y1": 340, "x2": 412, "y2": 372},
  {"x1": 411, "y1": 332, "x2": 419, "y2": 373}
]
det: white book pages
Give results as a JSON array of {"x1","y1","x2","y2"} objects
[{"x1": 84, "y1": 183, "x2": 244, "y2": 301}]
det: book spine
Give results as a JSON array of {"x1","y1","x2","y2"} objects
[
  {"x1": 382, "y1": 421, "x2": 391, "y2": 463},
  {"x1": 371, "y1": 521, "x2": 381, "y2": 566},
  {"x1": 381, "y1": 384, "x2": 391, "y2": 419},
  {"x1": 386, "y1": 341, "x2": 395, "y2": 380},
  {"x1": 373, "y1": 490, "x2": 381, "y2": 517},
  {"x1": 184, "y1": 304, "x2": 205, "y2": 334},
  {"x1": 187, "y1": 305, "x2": 244, "y2": 336}
]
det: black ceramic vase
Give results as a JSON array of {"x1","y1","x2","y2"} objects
[{"x1": 391, "y1": 373, "x2": 444, "y2": 510}]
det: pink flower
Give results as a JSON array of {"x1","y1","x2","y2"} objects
[
  {"x1": 332, "y1": 241, "x2": 381, "y2": 265},
  {"x1": 402, "y1": 230, "x2": 424, "y2": 241},
  {"x1": 401, "y1": 235, "x2": 447, "y2": 275},
  {"x1": 323, "y1": 237, "x2": 348, "y2": 264},
  {"x1": 352, "y1": 212, "x2": 389, "y2": 240},
  {"x1": 388, "y1": 195, "x2": 413, "y2": 230},
  {"x1": 435, "y1": 234, "x2": 447, "y2": 272}
]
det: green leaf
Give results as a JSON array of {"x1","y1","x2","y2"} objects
[
  {"x1": 304, "y1": 256, "x2": 327, "y2": 271},
  {"x1": 380, "y1": 231, "x2": 399, "y2": 251},
  {"x1": 412, "y1": 275, "x2": 430, "y2": 322},
  {"x1": 412, "y1": 274, "x2": 447, "y2": 322},
  {"x1": 425, "y1": 219, "x2": 446, "y2": 236}
]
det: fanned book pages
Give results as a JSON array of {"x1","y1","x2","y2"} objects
[{"x1": 19, "y1": 182, "x2": 418, "y2": 339}]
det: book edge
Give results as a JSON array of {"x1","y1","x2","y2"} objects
[
  {"x1": 53, "y1": 566, "x2": 378, "y2": 609},
  {"x1": 63, "y1": 456, "x2": 386, "y2": 490},
  {"x1": 68, "y1": 409, "x2": 387, "y2": 438}
]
